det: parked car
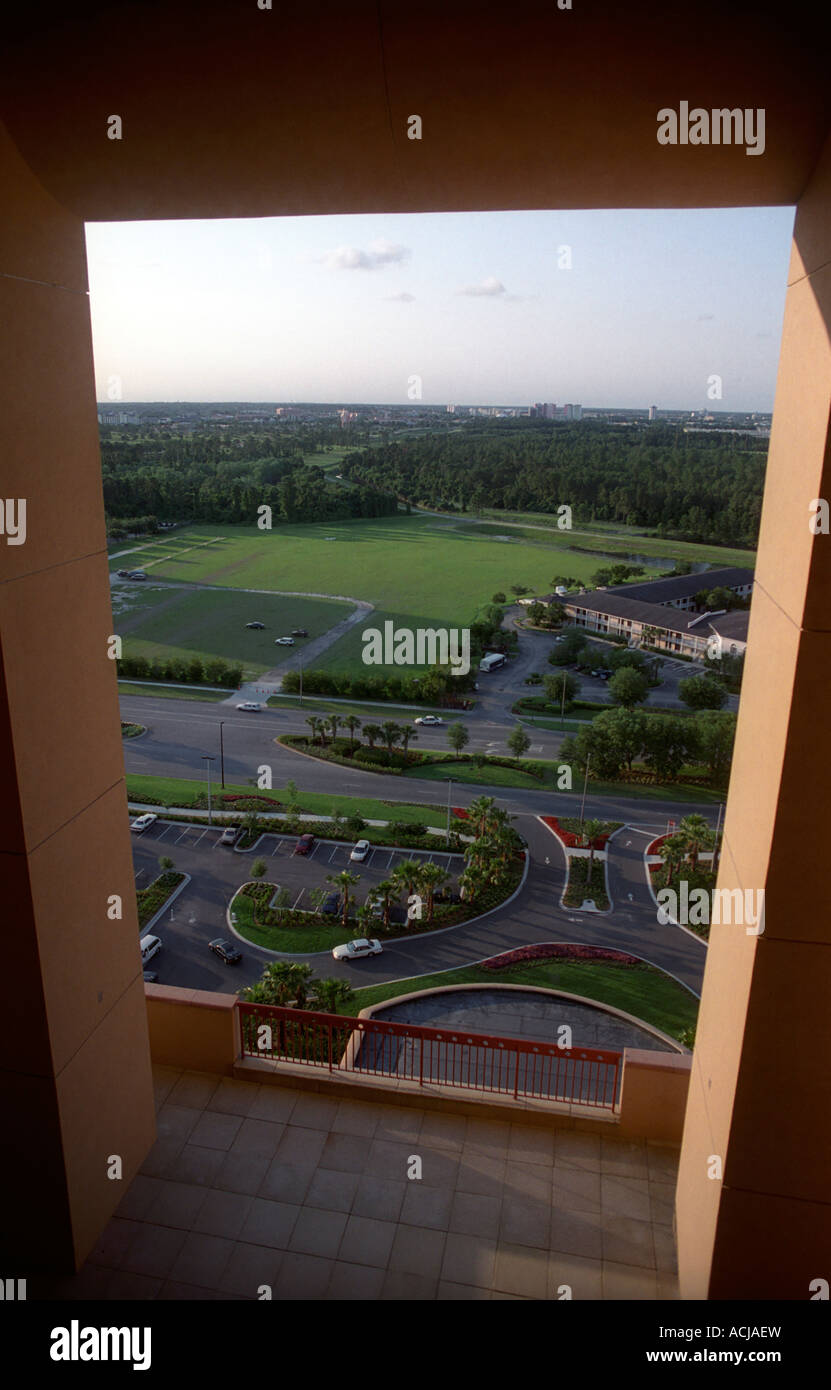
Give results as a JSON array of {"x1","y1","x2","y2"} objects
[
  {"x1": 209, "y1": 938, "x2": 243, "y2": 965},
  {"x1": 235, "y1": 701, "x2": 262, "y2": 711},
  {"x1": 245, "y1": 621, "x2": 266, "y2": 630},
  {"x1": 349, "y1": 839, "x2": 371, "y2": 862},
  {"x1": 320, "y1": 891, "x2": 341, "y2": 915},
  {"x1": 142, "y1": 970, "x2": 159, "y2": 983},
  {"x1": 274, "y1": 637, "x2": 295, "y2": 646},
  {"x1": 128, "y1": 570, "x2": 147, "y2": 580},
  {"x1": 130, "y1": 813, "x2": 158, "y2": 834},
  {"x1": 116, "y1": 568, "x2": 131, "y2": 577},
  {"x1": 293, "y1": 833, "x2": 316, "y2": 856},
  {"x1": 140, "y1": 934, "x2": 162, "y2": 965},
  {"x1": 332, "y1": 937, "x2": 383, "y2": 961},
  {"x1": 291, "y1": 628, "x2": 309, "y2": 637},
  {"x1": 414, "y1": 714, "x2": 443, "y2": 726},
  {"x1": 219, "y1": 827, "x2": 238, "y2": 845}
]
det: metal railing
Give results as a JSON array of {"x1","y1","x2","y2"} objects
[{"x1": 236, "y1": 1002, "x2": 621, "y2": 1109}]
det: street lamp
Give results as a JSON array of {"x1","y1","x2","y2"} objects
[
  {"x1": 578, "y1": 753, "x2": 591, "y2": 831},
  {"x1": 219, "y1": 721, "x2": 226, "y2": 790},
  {"x1": 201, "y1": 754, "x2": 216, "y2": 826},
  {"x1": 446, "y1": 776, "x2": 453, "y2": 846}
]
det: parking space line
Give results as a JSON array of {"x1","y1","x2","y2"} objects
[
  {"x1": 385, "y1": 851, "x2": 395, "y2": 868},
  {"x1": 271, "y1": 841, "x2": 281, "y2": 856},
  {"x1": 174, "y1": 826, "x2": 192, "y2": 843},
  {"x1": 156, "y1": 824, "x2": 175, "y2": 841},
  {"x1": 194, "y1": 828, "x2": 209, "y2": 846},
  {"x1": 328, "y1": 845, "x2": 340, "y2": 862},
  {"x1": 292, "y1": 890, "x2": 304, "y2": 909}
]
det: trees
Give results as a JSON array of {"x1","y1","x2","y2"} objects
[
  {"x1": 676, "y1": 814, "x2": 716, "y2": 871},
  {"x1": 581, "y1": 817, "x2": 604, "y2": 877},
  {"x1": 543, "y1": 671, "x2": 579, "y2": 710},
  {"x1": 492, "y1": 591, "x2": 506, "y2": 603},
  {"x1": 507, "y1": 725, "x2": 531, "y2": 760},
  {"x1": 241, "y1": 961, "x2": 314, "y2": 1008},
  {"x1": 362, "y1": 723, "x2": 382, "y2": 748},
  {"x1": 305, "y1": 715, "x2": 323, "y2": 744},
  {"x1": 447, "y1": 722, "x2": 469, "y2": 755},
  {"x1": 608, "y1": 667, "x2": 649, "y2": 708},
  {"x1": 367, "y1": 877, "x2": 398, "y2": 930},
  {"x1": 597, "y1": 707, "x2": 647, "y2": 771},
  {"x1": 695, "y1": 710, "x2": 737, "y2": 784},
  {"x1": 399, "y1": 725, "x2": 418, "y2": 754},
  {"x1": 326, "y1": 870, "x2": 361, "y2": 930},
  {"x1": 309, "y1": 978, "x2": 355, "y2": 1014},
  {"x1": 641, "y1": 714, "x2": 695, "y2": 781},
  {"x1": 344, "y1": 715, "x2": 362, "y2": 749},
  {"x1": 250, "y1": 859, "x2": 267, "y2": 879},
  {"x1": 380, "y1": 721, "x2": 401, "y2": 752},
  {"x1": 658, "y1": 834, "x2": 686, "y2": 887},
  {"x1": 678, "y1": 674, "x2": 728, "y2": 710},
  {"x1": 417, "y1": 862, "x2": 450, "y2": 922},
  {"x1": 548, "y1": 627, "x2": 586, "y2": 665}
]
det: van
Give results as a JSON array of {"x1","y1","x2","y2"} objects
[{"x1": 140, "y1": 934, "x2": 162, "y2": 965}]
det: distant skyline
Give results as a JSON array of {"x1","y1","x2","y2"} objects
[{"x1": 85, "y1": 207, "x2": 795, "y2": 411}]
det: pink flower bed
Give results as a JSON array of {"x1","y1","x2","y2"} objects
[
  {"x1": 452, "y1": 807, "x2": 469, "y2": 819},
  {"x1": 540, "y1": 815, "x2": 610, "y2": 850},
  {"x1": 481, "y1": 942, "x2": 641, "y2": 970},
  {"x1": 645, "y1": 833, "x2": 670, "y2": 856}
]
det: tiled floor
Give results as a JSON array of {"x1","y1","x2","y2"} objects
[{"x1": 40, "y1": 1067, "x2": 679, "y2": 1301}]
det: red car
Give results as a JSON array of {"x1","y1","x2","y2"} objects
[{"x1": 293, "y1": 833, "x2": 316, "y2": 856}]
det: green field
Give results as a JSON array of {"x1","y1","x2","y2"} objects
[
  {"x1": 111, "y1": 579, "x2": 348, "y2": 679},
  {"x1": 118, "y1": 681, "x2": 228, "y2": 702},
  {"x1": 110, "y1": 514, "x2": 754, "y2": 681}
]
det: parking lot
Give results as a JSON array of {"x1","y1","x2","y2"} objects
[{"x1": 132, "y1": 819, "x2": 464, "y2": 920}]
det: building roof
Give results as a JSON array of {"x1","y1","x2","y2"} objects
[
  {"x1": 604, "y1": 567, "x2": 754, "y2": 605},
  {"x1": 565, "y1": 591, "x2": 707, "y2": 635},
  {"x1": 707, "y1": 610, "x2": 750, "y2": 641}
]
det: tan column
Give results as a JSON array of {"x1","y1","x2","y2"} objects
[
  {"x1": 0, "y1": 123, "x2": 156, "y2": 1273},
  {"x1": 675, "y1": 135, "x2": 831, "y2": 1298}
]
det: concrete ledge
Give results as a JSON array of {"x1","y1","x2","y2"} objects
[
  {"x1": 145, "y1": 984, "x2": 238, "y2": 1076},
  {"x1": 617, "y1": 1047, "x2": 692, "y2": 1142}
]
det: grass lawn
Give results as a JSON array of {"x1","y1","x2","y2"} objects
[
  {"x1": 472, "y1": 511, "x2": 756, "y2": 570},
  {"x1": 118, "y1": 681, "x2": 228, "y2": 702},
  {"x1": 401, "y1": 759, "x2": 551, "y2": 790},
  {"x1": 230, "y1": 886, "x2": 352, "y2": 953},
  {"x1": 111, "y1": 580, "x2": 348, "y2": 680},
  {"x1": 125, "y1": 773, "x2": 445, "y2": 825},
  {"x1": 342, "y1": 959, "x2": 698, "y2": 1040}
]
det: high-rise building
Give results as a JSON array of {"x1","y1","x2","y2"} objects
[{"x1": 648, "y1": 404, "x2": 658, "y2": 421}]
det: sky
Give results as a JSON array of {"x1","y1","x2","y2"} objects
[{"x1": 84, "y1": 207, "x2": 795, "y2": 411}]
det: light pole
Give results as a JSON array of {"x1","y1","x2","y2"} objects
[
  {"x1": 202, "y1": 754, "x2": 216, "y2": 825},
  {"x1": 219, "y1": 721, "x2": 226, "y2": 790},
  {"x1": 560, "y1": 672, "x2": 567, "y2": 730},
  {"x1": 446, "y1": 777, "x2": 453, "y2": 846},
  {"x1": 299, "y1": 662, "x2": 303, "y2": 707},
  {"x1": 578, "y1": 753, "x2": 591, "y2": 831}
]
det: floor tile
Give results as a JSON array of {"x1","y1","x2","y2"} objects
[{"x1": 338, "y1": 1215, "x2": 396, "y2": 1268}]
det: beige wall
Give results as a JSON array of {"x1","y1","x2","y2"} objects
[
  {"x1": 146, "y1": 986, "x2": 238, "y2": 1076},
  {"x1": 675, "y1": 132, "x2": 831, "y2": 1300}
]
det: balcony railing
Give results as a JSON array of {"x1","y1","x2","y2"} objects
[{"x1": 236, "y1": 1002, "x2": 622, "y2": 1109}]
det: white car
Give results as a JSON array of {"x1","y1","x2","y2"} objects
[
  {"x1": 332, "y1": 937, "x2": 383, "y2": 961},
  {"x1": 274, "y1": 637, "x2": 295, "y2": 646},
  {"x1": 414, "y1": 714, "x2": 444, "y2": 726},
  {"x1": 236, "y1": 701, "x2": 262, "y2": 711},
  {"x1": 131, "y1": 813, "x2": 158, "y2": 834},
  {"x1": 349, "y1": 839, "x2": 371, "y2": 862}
]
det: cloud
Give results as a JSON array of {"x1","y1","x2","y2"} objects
[
  {"x1": 318, "y1": 238, "x2": 411, "y2": 271},
  {"x1": 385, "y1": 292, "x2": 415, "y2": 302},
  {"x1": 457, "y1": 276, "x2": 507, "y2": 297},
  {"x1": 697, "y1": 313, "x2": 715, "y2": 321}
]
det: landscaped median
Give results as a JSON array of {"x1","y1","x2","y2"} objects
[
  {"x1": 136, "y1": 870, "x2": 188, "y2": 929},
  {"x1": 278, "y1": 733, "x2": 564, "y2": 791},
  {"x1": 227, "y1": 852, "x2": 527, "y2": 955},
  {"x1": 540, "y1": 815, "x2": 622, "y2": 911},
  {"x1": 338, "y1": 943, "x2": 699, "y2": 1044}
]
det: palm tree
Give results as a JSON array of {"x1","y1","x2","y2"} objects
[
  {"x1": 367, "y1": 877, "x2": 399, "y2": 930},
  {"x1": 466, "y1": 795, "x2": 497, "y2": 838},
  {"x1": 677, "y1": 813, "x2": 716, "y2": 872},
  {"x1": 243, "y1": 961, "x2": 313, "y2": 1008},
  {"x1": 659, "y1": 834, "x2": 686, "y2": 888},
  {"x1": 381, "y1": 721, "x2": 401, "y2": 753},
  {"x1": 416, "y1": 862, "x2": 450, "y2": 922},
  {"x1": 327, "y1": 869, "x2": 361, "y2": 930},
  {"x1": 390, "y1": 859, "x2": 424, "y2": 899},
  {"x1": 363, "y1": 723, "x2": 382, "y2": 749},
  {"x1": 309, "y1": 977, "x2": 355, "y2": 1014},
  {"x1": 582, "y1": 817, "x2": 604, "y2": 879},
  {"x1": 344, "y1": 715, "x2": 361, "y2": 750},
  {"x1": 399, "y1": 726, "x2": 418, "y2": 754},
  {"x1": 305, "y1": 715, "x2": 321, "y2": 745},
  {"x1": 326, "y1": 713, "x2": 341, "y2": 744}
]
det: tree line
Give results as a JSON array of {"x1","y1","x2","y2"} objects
[{"x1": 339, "y1": 421, "x2": 765, "y2": 546}]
